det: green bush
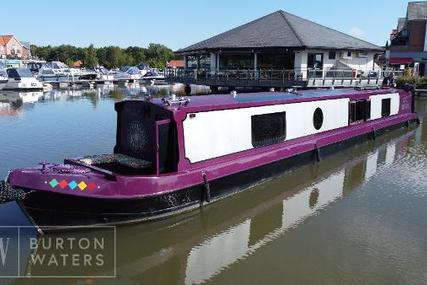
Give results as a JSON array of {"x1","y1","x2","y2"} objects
[{"x1": 395, "y1": 76, "x2": 427, "y2": 88}]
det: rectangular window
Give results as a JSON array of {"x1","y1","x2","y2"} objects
[
  {"x1": 328, "y1": 51, "x2": 336, "y2": 60},
  {"x1": 219, "y1": 54, "x2": 254, "y2": 70},
  {"x1": 308, "y1": 53, "x2": 324, "y2": 78},
  {"x1": 347, "y1": 51, "x2": 352, "y2": 57},
  {"x1": 198, "y1": 54, "x2": 211, "y2": 70},
  {"x1": 251, "y1": 112, "x2": 286, "y2": 147},
  {"x1": 307, "y1": 53, "x2": 323, "y2": 69},
  {"x1": 157, "y1": 122, "x2": 178, "y2": 174},
  {"x1": 381, "y1": 98, "x2": 391, "y2": 117},
  {"x1": 357, "y1": 52, "x2": 368, "y2": 58},
  {"x1": 186, "y1": 55, "x2": 198, "y2": 69},
  {"x1": 349, "y1": 100, "x2": 371, "y2": 123},
  {"x1": 365, "y1": 100, "x2": 371, "y2": 120}
]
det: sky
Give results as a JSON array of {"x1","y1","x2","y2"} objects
[{"x1": 2, "y1": 0, "x2": 410, "y2": 50}]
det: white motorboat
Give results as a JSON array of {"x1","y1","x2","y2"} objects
[
  {"x1": 4, "y1": 68, "x2": 43, "y2": 91},
  {"x1": 111, "y1": 70, "x2": 131, "y2": 81},
  {"x1": 141, "y1": 69, "x2": 165, "y2": 80},
  {"x1": 94, "y1": 67, "x2": 114, "y2": 81},
  {"x1": 37, "y1": 61, "x2": 75, "y2": 82},
  {"x1": 38, "y1": 68, "x2": 69, "y2": 81},
  {"x1": 120, "y1": 66, "x2": 144, "y2": 80}
]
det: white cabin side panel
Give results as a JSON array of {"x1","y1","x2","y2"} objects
[
  {"x1": 183, "y1": 98, "x2": 349, "y2": 163},
  {"x1": 285, "y1": 99, "x2": 349, "y2": 140},
  {"x1": 370, "y1": 93, "x2": 400, "y2": 120}
]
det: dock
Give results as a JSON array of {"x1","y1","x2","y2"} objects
[{"x1": 41, "y1": 78, "x2": 140, "y2": 88}]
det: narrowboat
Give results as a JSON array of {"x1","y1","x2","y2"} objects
[{"x1": 4, "y1": 87, "x2": 419, "y2": 231}]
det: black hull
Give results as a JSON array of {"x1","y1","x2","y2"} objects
[{"x1": 19, "y1": 119, "x2": 419, "y2": 232}]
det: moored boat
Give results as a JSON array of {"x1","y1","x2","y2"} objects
[
  {"x1": 37, "y1": 61, "x2": 74, "y2": 82},
  {"x1": 94, "y1": 66, "x2": 114, "y2": 81},
  {"x1": 4, "y1": 87, "x2": 419, "y2": 231},
  {"x1": 3, "y1": 68, "x2": 43, "y2": 91}
]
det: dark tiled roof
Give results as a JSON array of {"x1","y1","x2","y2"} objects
[
  {"x1": 178, "y1": 10, "x2": 383, "y2": 53},
  {"x1": 407, "y1": 1, "x2": 427, "y2": 20}
]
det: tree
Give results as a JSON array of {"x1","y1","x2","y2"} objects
[
  {"x1": 126, "y1": 46, "x2": 146, "y2": 65},
  {"x1": 145, "y1": 43, "x2": 175, "y2": 68},
  {"x1": 84, "y1": 44, "x2": 98, "y2": 68},
  {"x1": 105, "y1": 46, "x2": 121, "y2": 69},
  {"x1": 31, "y1": 43, "x2": 176, "y2": 69},
  {"x1": 65, "y1": 58, "x2": 74, "y2": 67},
  {"x1": 96, "y1": 47, "x2": 108, "y2": 67}
]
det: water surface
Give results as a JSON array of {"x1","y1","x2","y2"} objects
[{"x1": 0, "y1": 85, "x2": 426, "y2": 284}]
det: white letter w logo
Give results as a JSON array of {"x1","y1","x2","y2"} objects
[{"x1": 0, "y1": 238, "x2": 10, "y2": 266}]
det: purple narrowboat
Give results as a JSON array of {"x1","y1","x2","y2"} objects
[{"x1": 4, "y1": 87, "x2": 419, "y2": 231}]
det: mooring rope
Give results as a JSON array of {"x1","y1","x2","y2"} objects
[{"x1": 0, "y1": 181, "x2": 28, "y2": 203}]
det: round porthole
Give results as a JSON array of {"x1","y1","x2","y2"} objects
[{"x1": 313, "y1": 107, "x2": 323, "y2": 130}]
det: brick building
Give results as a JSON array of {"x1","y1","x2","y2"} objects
[
  {"x1": 0, "y1": 35, "x2": 30, "y2": 60},
  {"x1": 388, "y1": 1, "x2": 427, "y2": 75}
]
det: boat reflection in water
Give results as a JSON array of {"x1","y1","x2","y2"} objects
[
  {"x1": 184, "y1": 133, "x2": 405, "y2": 284},
  {"x1": 0, "y1": 83, "x2": 210, "y2": 117},
  {"x1": 0, "y1": 91, "x2": 44, "y2": 117},
  {"x1": 21, "y1": 126, "x2": 415, "y2": 282}
]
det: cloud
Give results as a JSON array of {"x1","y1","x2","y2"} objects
[{"x1": 349, "y1": 26, "x2": 365, "y2": 37}]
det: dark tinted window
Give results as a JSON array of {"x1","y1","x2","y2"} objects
[
  {"x1": 158, "y1": 122, "x2": 178, "y2": 174},
  {"x1": 381, "y1": 98, "x2": 391, "y2": 117},
  {"x1": 328, "y1": 51, "x2": 336, "y2": 60},
  {"x1": 313, "y1": 108, "x2": 323, "y2": 130},
  {"x1": 307, "y1": 53, "x2": 323, "y2": 69},
  {"x1": 251, "y1": 112, "x2": 286, "y2": 147},
  {"x1": 6, "y1": 68, "x2": 20, "y2": 79},
  {"x1": 366, "y1": 100, "x2": 371, "y2": 120},
  {"x1": 349, "y1": 100, "x2": 371, "y2": 123}
]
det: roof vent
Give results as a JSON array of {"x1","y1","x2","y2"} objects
[
  {"x1": 162, "y1": 94, "x2": 190, "y2": 107},
  {"x1": 285, "y1": 88, "x2": 299, "y2": 95}
]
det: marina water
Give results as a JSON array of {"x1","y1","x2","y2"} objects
[{"x1": 0, "y1": 85, "x2": 427, "y2": 284}]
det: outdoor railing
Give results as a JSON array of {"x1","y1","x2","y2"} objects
[{"x1": 165, "y1": 68, "x2": 403, "y2": 87}]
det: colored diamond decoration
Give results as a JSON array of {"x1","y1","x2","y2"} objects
[
  {"x1": 49, "y1": 179, "x2": 59, "y2": 188},
  {"x1": 78, "y1": 181, "x2": 87, "y2": 191},
  {"x1": 68, "y1": 181, "x2": 78, "y2": 190},
  {"x1": 87, "y1": 182, "x2": 96, "y2": 191},
  {"x1": 59, "y1": 180, "x2": 68, "y2": 189}
]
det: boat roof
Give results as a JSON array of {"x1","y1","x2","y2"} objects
[
  {"x1": 123, "y1": 88, "x2": 402, "y2": 114},
  {"x1": 6, "y1": 67, "x2": 33, "y2": 77}
]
